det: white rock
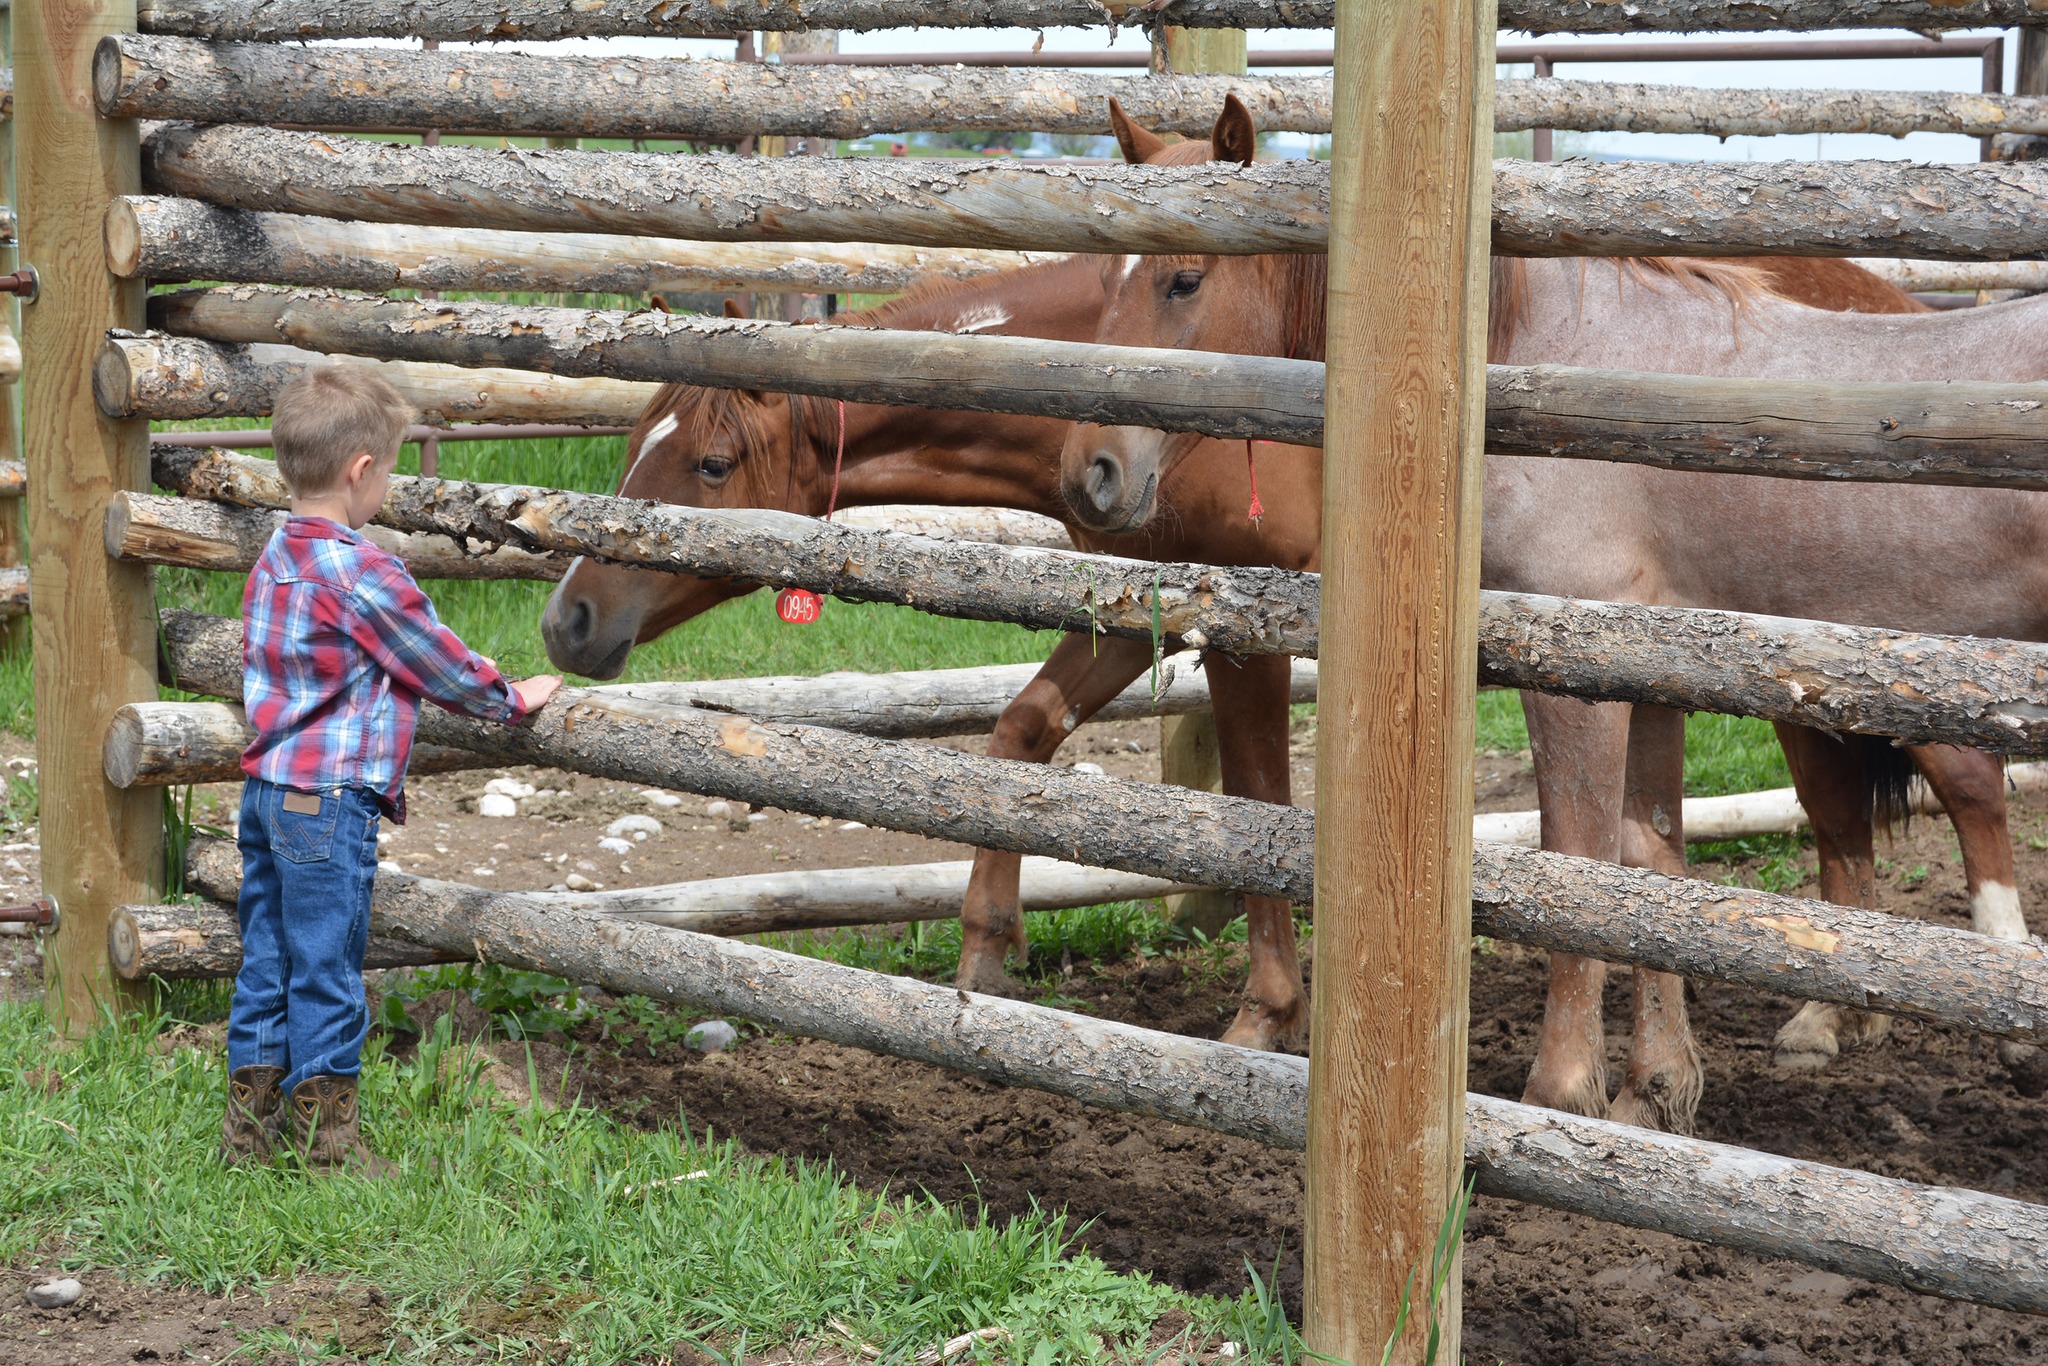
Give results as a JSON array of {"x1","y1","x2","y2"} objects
[
  {"x1": 839, "y1": 821, "x2": 867, "y2": 832},
  {"x1": 477, "y1": 793, "x2": 519, "y2": 818},
  {"x1": 471, "y1": 867, "x2": 495, "y2": 878},
  {"x1": 535, "y1": 788, "x2": 558, "y2": 799},
  {"x1": 606, "y1": 814, "x2": 663, "y2": 840},
  {"x1": 576, "y1": 859, "x2": 599, "y2": 873},
  {"x1": 1070, "y1": 762, "x2": 1107, "y2": 777},
  {"x1": 376, "y1": 832, "x2": 393, "y2": 846},
  {"x1": 703, "y1": 800, "x2": 733, "y2": 820},
  {"x1": 27, "y1": 1279, "x2": 82, "y2": 1310},
  {"x1": 685, "y1": 1020, "x2": 739, "y2": 1052},
  {"x1": 641, "y1": 789, "x2": 684, "y2": 808},
  {"x1": 378, "y1": 859, "x2": 402, "y2": 874},
  {"x1": 565, "y1": 873, "x2": 601, "y2": 892},
  {"x1": 597, "y1": 837, "x2": 634, "y2": 856},
  {"x1": 483, "y1": 778, "x2": 536, "y2": 800},
  {"x1": 746, "y1": 812, "x2": 769, "y2": 823}
]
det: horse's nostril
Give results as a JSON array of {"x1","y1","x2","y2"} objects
[
  {"x1": 1086, "y1": 452, "x2": 1123, "y2": 514},
  {"x1": 565, "y1": 598, "x2": 593, "y2": 647}
]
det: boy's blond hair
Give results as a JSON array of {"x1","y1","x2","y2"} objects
[{"x1": 271, "y1": 366, "x2": 415, "y2": 495}]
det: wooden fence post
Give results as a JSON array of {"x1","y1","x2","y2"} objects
[
  {"x1": 20, "y1": 0, "x2": 161, "y2": 1029},
  {"x1": 1306, "y1": 1, "x2": 1492, "y2": 1361},
  {"x1": 1154, "y1": 15, "x2": 1247, "y2": 938}
]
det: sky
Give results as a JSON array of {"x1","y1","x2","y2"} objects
[{"x1": 462, "y1": 25, "x2": 2023, "y2": 167}]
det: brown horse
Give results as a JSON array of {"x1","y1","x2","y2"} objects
[
  {"x1": 1061, "y1": 95, "x2": 2040, "y2": 1128},
  {"x1": 542, "y1": 256, "x2": 1326, "y2": 1049}
]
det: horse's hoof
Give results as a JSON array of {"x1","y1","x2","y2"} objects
[
  {"x1": 1772, "y1": 1033, "x2": 1838, "y2": 1074},
  {"x1": 1610, "y1": 1072, "x2": 1701, "y2": 1135},
  {"x1": 1220, "y1": 1002, "x2": 1304, "y2": 1053},
  {"x1": 954, "y1": 955, "x2": 1022, "y2": 999},
  {"x1": 1520, "y1": 1070, "x2": 1609, "y2": 1120}
]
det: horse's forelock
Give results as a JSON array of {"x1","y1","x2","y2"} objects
[{"x1": 634, "y1": 383, "x2": 805, "y2": 509}]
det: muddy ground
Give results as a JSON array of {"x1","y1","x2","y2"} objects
[{"x1": 8, "y1": 719, "x2": 2048, "y2": 1364}]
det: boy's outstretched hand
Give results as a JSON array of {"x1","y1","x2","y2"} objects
[{"x1": 512, "y1": 674, "x2": 564, "y2": 712}]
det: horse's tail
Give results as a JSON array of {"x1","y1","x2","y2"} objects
[{"x1": 1858, "y1": 734, "x2": 1916, "y2": 839}]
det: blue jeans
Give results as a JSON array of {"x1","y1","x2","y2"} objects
[{"x1": 227, "y1": 777, "x2": 382, "y2": 1096}]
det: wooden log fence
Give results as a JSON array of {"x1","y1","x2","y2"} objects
[
  {"x1": 124, "y1": 0, "x2": 2048, "y2": 39},
  {"x1": 111, "y1": 836, "x2": 1198, "y2": 978},
  {"x1": 147, "y1": 453, "x2": 2048, "y2": 752},
  {"x1": 97, "y1": 334, "x2": 658, "y2": 426},
  {"x1": 1857, "y1": 259, "x2": 2048, "y2": 294},
  {"x1": 95, "y1": 36, "x2": 1339, "y2": 140},
  {"x1": 105, "y1": 651, "x2": 1319, "y2": 786},
  {"x1": 139, "y1": 289, "x2": 1329, "y2": 443},
  {"x1": 107, "y1": 199, "x2": 1051, "y2": 297},
  {"x1": 93, "y1": 38, "x2": 2048, "y2": 144},
  {"x1": 132, "y1": 293, "x2": 2048, "y2": 495},
  {"x1": 137, "y1": 122, "x2": 2048, "y2": 261},
  {"x1": 157, "y1": 608, "x2": 1324, "y2": 903},
  {"x1": 125, "y1": 824, "x2": 2048, "y2": 1314},
  {"x1": 139, "y1": 123, "x2": 1331, "y2": 257}
]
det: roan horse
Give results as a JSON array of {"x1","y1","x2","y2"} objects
[
  {"x1": 543, "y1": 258, "x2": 1327, "y2": 1050},
  {"x1": 1061, "y1": 95, "x2": 2044, "y2": 1130}
]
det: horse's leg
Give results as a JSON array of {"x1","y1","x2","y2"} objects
[
  {"x1": 1609, "y1": 704, "x2": 1704, "y2": 1134},
  {"x1": 1520, "y1": 691, "x2": 1629, "y2": 1120},
  {"x1": 1201, "y1": 651, "x2": 1305, "y2": 1051},
  {"x1": 1909, "y1": 743, "x2": 2041, "y2": 1082},
  {"x1": 957, "y1": 632, "x2": 1156, "y2": 994},
  {"x1": 1771, "y1": 724, "x2": 1892, "y2": 1071}
]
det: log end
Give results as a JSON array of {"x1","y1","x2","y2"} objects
[
  {"x1": 92, "y1": 340, "x2": 141, "y2": 420},
  {"x1": 90, "y1": 36, "x2": 129, "y2": 120},
  {"x1": 107, "y1": 906, "x2": 143, "y2": 979},
  {"x1": 103, "y1": 197, "x2": 144, "y2": 279},
  {"x1": 102, "y1": 704, "x2": 148, "y2": 790}
]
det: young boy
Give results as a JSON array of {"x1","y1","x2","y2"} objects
[{"x1": 221, "y1": 366, "x2": 561, "y2": 1175}]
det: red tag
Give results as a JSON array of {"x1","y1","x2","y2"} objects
[{"x1": 775, "y1": 587, "x2": 823, "y2": 624}]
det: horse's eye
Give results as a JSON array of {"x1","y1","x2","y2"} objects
[
  {"x1": 1167, "y1": 270, "x2": 1204, "y2": 299},
  {"x1": 697, "y1": 455, "x2": 735, "y2": 485}
]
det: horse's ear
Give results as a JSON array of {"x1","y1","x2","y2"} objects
[
  {"x1": 1108, "y1": 97, "x2": 1167, "y2": 164},
  {"x1": 722, "y1": 298, "x2": 747, "y2": 319},
  {"x1": 1212, "y1": 93, "x2": 1256, "y2": 166},
  {"x1": 649, "y1": 294, "x2": 672, "y2": 314}
]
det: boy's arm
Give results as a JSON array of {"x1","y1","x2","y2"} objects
[{"x1": 346, "y1": 558, "x2": 527, "y2": 723}]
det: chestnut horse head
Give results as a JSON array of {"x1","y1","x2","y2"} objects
[
  {"x1": 1060, "y1": 95, "x2": 1327, "y2": 533},
  {"x1": 541, "y1": 260, "x2": 1106, "y2": 678}
]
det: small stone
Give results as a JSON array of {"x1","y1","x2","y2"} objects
[
  {"x1": 606, "y1": 814, "x2": 663, "y2": 840},
  {"x1": 491, "y1": 842, "x2": 511, "y2": 852},
  {"x1": 27, "y1": 1279, "x2": 82, "y2": 1310},
  {"x1": 703, "y1": 800, "x2": 733, "y2": 820},
  {"x1": 684, "y1": 1020, "x2": 738, "y2": 1053},
  {"x1": 597, "y1": 837, "x2": 634, "y2": 856},
  {"x1": 1070, "y1": 762, "x2": 1107, "y2": 777},
  {"x1": 642, "y1": 789, "x2": 684, "y2": 808},
  {"x1": 483, "y1": 778, "x2": 536, "y2": 800},
  {"x1": 839, "y1": 821, "x2": 867, "y2": 832},
  {"x1": 575, "y1": 859, "x2": 599, "y2": 873},
  {"x1": 746, "y1": 812, "x2": 769, "y2": 823},
  {"x1": 377, "y1": 859, "x2": 402, "y2": 875},
  {"x1": 565, "y1": 873, "x2": 601, "y2": 892},
  {"x1": 535, "y1": 788, "x2": 558, "y2": 799},
  {"x1": 477, "y1": 793, "x2": 518, "y2": 819}
]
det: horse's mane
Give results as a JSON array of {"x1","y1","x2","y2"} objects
[
  {"x1": 1487, "y1": 256, "x2": 1774, "y2": 361},
  {"x1": 849, "y1": 254, "x2": 1097, "y2": 332}
]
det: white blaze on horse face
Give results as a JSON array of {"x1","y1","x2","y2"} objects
[
  {"x1": 1117, "y1": 255, "x2": 1143, "y2": 286},
  {"x1": 951, "y1": 304, "x2": 1012, "y2": 334},
  {"x1": 1971, "y1": 880, "x2": 2028, "y2": 940},
  {"x1": 622, "y1": 411, "x2": 681, "y2": 489}
]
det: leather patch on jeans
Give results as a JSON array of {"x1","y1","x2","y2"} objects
[{"x1": 281, "y1": 791, "x2": 323, "y2": 815}]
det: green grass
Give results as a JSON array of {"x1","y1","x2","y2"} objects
[
  {"x1": 1475, "y1": 691, "x2": 1790, "y2": 799},
  {"x1": 0, "y1": 998, "x2": 1307, "y2": 1364}
]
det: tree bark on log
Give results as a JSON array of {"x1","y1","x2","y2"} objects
[
  {"x1": 157, "y1": 608, "x2": 1321, "y2": 902},
  {"x1": 139, "y1": 122, "x2": 1329, "y2": 257},
  {"x1": 140, "y1": 809, "x2": 2048, "y2": 1312},
  {"x1": 150, "y1": 452, "x2": 2048, "y2": 751},
  {"x1": 126, "y1": 0, "x2": 2048, "y2": 39},
  {"x1": 106, "y1": 490, "x2": 573, "y2": 581},
  {"x1": 0, "y1": 462, "x2": 25, "y2": 499},
  {"x1": 96, "y1": 334, "x2": 658, "y2": 425},
  {"x1": 1471, "y1": 842, "x2": 2048, "y2": 1045},
  {"x1": 139, "y1": 291, "x2": 2048, "y2": 494},
  {"x1": 144, "y1": 287, "x2": 1327, "y2": 446},
  {"x1": 114, "y1": 841, "x2": 1197, "y2": 978},
  {"x1": 1855, "y1": 258, "x2": 2048, "y2": 294},
  {"x1": 97, "y1": 36, "x2": 1337, "y2": 139},
  {"x1": 0, "y1": 567, "x2": 27, "y2": 620},
  {"x1": 152, "y1": 449, "x2": 1325, "y2": 658},
  {"x1": 104, "y1": 653, "x2": 1319, "y2": 785},
  {"x1": 1487, "y1": 364, "x2": 2048, "y2": 492},
  {"x1": 1494, "y1": 156, "x2": 2048, "y2": 261},
  {"x1": 1497, "y1": 77, "x2": 2048, "y2": 139},
  {"x1": 107, "y1": 198, "x2": 1053, "y2": 297}
]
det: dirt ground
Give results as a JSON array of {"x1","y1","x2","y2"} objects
[{"x1": 9, "y1": 719, "x2": 2048, "y2": 1364}]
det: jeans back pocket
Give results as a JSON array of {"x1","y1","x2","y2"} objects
[{"x1": 269, "y1": 787, "x2": 340, "y2": 864}]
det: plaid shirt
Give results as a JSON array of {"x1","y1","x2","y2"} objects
[{"x1": 241, "y1": 516, "x2": 526, "y2": 822}]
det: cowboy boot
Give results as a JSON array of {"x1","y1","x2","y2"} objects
[
  {"x1": 285, "y1": 1075, "x2": 396, "y2": 1179},
  {"x1": 217, "y1": 1064, "x2": 286, "y2": 1168}
]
